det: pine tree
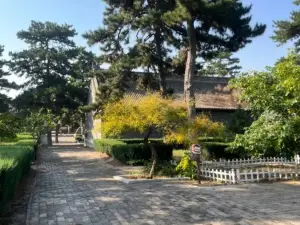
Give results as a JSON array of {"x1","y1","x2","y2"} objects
[
  {"x1": 84, "y1": 0, "x2": 181, "y2": 97},
  {"x1": 163, "y1": 0, "x2": 266, "y2": 120},
  {"x1": 272, "y1": 0, "x2": 300, "y2": 51},
  {"x1": 10, "y1": 21, "x2": 78, "y2": 145},
  {"x1": 0, "y1": 45, "x2": 18, "y2": 112}
]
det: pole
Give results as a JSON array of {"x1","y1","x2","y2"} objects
[{"x1": 197, "y1": 157, "x2": 201, "y2": 184}]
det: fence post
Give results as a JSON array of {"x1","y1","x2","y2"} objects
[
  {"x1": 295, "y1": 154, "x2": 300, "y2": 165},
  {"x1": 236, "y1": 169, "x2": 240, "y2": 183},
  {"x1": 231, "y1": 169, "x2": 236, "y2": 184}
]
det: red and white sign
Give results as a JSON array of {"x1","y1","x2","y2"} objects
[{"x1": 191, "y1": 144, "x2": 201, "y2": 154}]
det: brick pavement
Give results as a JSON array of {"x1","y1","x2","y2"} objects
[{"x1": 26, "y1": 141, "x2": 300, "y2": 225}]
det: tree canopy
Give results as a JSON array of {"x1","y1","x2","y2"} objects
[
  {"x1": 10, "y1": 21, "x2": 95, "y2": 143},
  {"x1": 230, "y1": 53, "x2": 300, "y2": 157},
  {"x1": 163, "y1": 0, "x2": 266, "y2": 119}
]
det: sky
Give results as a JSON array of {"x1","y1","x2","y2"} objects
[{"x1": 0, "y1": 0, "x2": 297, "y2": 96}]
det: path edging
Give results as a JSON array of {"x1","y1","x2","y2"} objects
[{"x1": 113, "y1": 175, "x2": 189, "y2": 184}]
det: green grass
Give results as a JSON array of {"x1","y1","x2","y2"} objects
[
  {"x1": 0, "y1": 135, "x2": 35, "y2": 213},
  {"x1": 173, "y1": 149, "x2": 188, "y2": 161},
  {"x1": 0, "y1": 141, "x2": 35, "y2": 171}
]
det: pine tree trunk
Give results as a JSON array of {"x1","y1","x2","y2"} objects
[
  {"x1": 184, "y1": 18, "x2": 197, "y2": 121},
  {"x1": 47, "y1": 130, "x2": 52, "y2": 146},
  {"x1": 55, "y1": 123, "x2": 60, "y2": 143},
  {"x1": 154, "y1": 28, "x2": 167, "y2": 97}
]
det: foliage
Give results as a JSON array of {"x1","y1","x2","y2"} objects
[
  {"x1": 163, "y1": 0, "x2": 266, "y2": 119},
  {"x1": 230, "y1": 53, "x2": 300, "y2": 157},
  {"x1": 143, "y1": 161, "x2": 178, "y2": 177},
  {"x1": 93, "y1": 139, "x2": 126, "y2": 154},
  {"x1": 175, "y1": 153, "x2": 196, "y2": 179},
  {"x1": 0, "y1": 45, "x2": 18, "y2": 113},
  {"x1": 173, "y1": 149, "x2": 188, "y2": 161},
  {"x1": 24, "y1": 110, "x2": 55, "y2": 138},
  {"x1": 118, "y1": 138, "x2": 163, "y2": 144},
  {"x1": 199, "y1": 52, "x2": 241, "y2": 77},
  {"x1": 272, "y1": 0, "x2": 300, "y2": 51},
  {"x1": 165, "y1": 114, "x2": 225, "y2": 146},
  {"x1": 102, "y1": 93, "x2": 186, "y2": 138},
  {"x1": 0, "y1": 138, "x2": 35, "y2": 213},
  {"x1": 230, "y1": 111, "x2": 299, "y2": 158},
  {"x1": 0, "y1": 113, "x2": 23, "y2": 141},
  {"x1": 94, "y1": 139, "x2": 173, "y2": 165},
  {"x1": 9, "y1": 21, "x2": 94, "y2": 143},
  {"x1": 228, "y1": 108, "x2": 252, "y2": 134},
  {"x1": 0, "y1": 45, "x2": 18, "y2": 91},
  {"x1": 204, "y1": 142, "x2": 247, "y2": 160},
  {"x1": 83, "y1": 0, "x2": 180, "y2": 96}
]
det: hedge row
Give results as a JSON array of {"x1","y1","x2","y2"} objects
[
  {"x1": 0, "y1": 138, "x2": 35, "y2": 213},
  {"x1": 94, "y1": 139, "x2": 173, "y2": 165},
  {"x1": 203, "y1": 142, "x2": 248, "y2": 160}
]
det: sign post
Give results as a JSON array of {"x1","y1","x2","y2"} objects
[{"x1": 190, "y1": 144, "x2": 201, "y2": 184}]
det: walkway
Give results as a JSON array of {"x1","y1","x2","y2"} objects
[{"x1": 27, "y1": 140, "x2": 300, "y2": 225}]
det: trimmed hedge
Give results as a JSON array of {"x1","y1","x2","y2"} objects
[
  {"x1": 118, "y1": 138, "x2": 163, "y2": 144},
  {"x1": 0, "y1": 139, "x2": 35, "y2": 213},
  {"x1": 203, "y1": 142, "x2": 247, "y2": 160},
  {"x1": 94, "y1": 139, "x2": 173, "y2": 165}
]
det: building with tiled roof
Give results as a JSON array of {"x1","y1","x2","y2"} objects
[{"x1": 85, "y1": 75, "x2": 243, "y2": 145}]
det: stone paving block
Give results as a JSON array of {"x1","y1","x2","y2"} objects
[{"x1": 25, "y1": 142, "x2": 300, "y2": 225}]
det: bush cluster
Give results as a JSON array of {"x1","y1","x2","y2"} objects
[{"x1": 94, "y1": 139, "x2": 173, "y2": 165}]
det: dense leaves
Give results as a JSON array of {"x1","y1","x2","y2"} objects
[
  {"x1": 101, "y1": 93, "x2": 185, "y2": 177},
  {"x1": 165, "y1": 114, "x2": 225, "y2": 146},
  {"x1": 230, "y1": 53, "x2": 300, "y2": 157},
  {"x1": 102, "y1": 93, "x2": 185, "y2": 138},
  {"x1": 10, "y1": 21, "x2": 95, "y2": 143},
  {"x1": 163, "y1": 0, "x2": 266, "y2": 120}
]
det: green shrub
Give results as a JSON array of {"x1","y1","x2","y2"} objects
[
  {"x1": 203, "y1": 142, "x2": 247, "y2": 159},
  {"x1": 93, "y1": 139, "x2": 126, "y2": 155},
  {"x1": 143, "y1": 161, "x2": 178, "y2": 177},
  {"x1": 0, "y1": 138, "x2": 35, "y2": 213},
  {"x1": 119, "y1": 138, "x2": 163, "y2": 144},
  {"x1": 94, "y1": 139, "x2": 173, "y2": 164},
  {"x1": 176, "y1": 153, "x2": 197, "y2": 179}
]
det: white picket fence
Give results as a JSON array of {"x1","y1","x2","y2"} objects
[
  {"x1": 201, "y1": 167, "x2": 300, "y2": 184},
  {"x1": 200, "y1": 154, "x2": 300, "y2": 184},
  {"x1": 201, "y1": 155, "x2": 300, "y2": 168},
  {"x1": 201, "y1": 168, "x2": 236, "y2": 183}
]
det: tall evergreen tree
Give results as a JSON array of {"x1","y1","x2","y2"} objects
[
  {"x1": 0, "y1": 46, "x2": 18, "y2": 90},
  {"x1": 9, "y1": 21, "x2": 78, "y2": 145},
  {"x1": 0, "y1": 45, "x2": 18, "y2": 112},
  {"x1": 84, "y1": 0, "x2": 181, "y2": 97},
  {"x1": 164, "y1": 0, "x2": 266, "y2": 120},
  {"x1": 272, "y1": 0, "x2": 300, "y2": 51}
]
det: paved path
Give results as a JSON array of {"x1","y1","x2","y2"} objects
[{"x1": 27, "y1": 142, "x2": 300, "y2": 225}]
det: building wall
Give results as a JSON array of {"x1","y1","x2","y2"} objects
[{"x1": 85, "y1": 77, "x2": 100, "y2": 148}]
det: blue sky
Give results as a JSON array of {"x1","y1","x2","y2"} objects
[{"x1": 0, "y1": 0, "x2": 297, "y2": 94}]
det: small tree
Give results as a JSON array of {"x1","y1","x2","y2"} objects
[
  {"x1": 25, "y1": 110, "x2": 55, "y2": 143},
  {"x1": 102, "y1": 93, "x2": 186, "y2": 178}
]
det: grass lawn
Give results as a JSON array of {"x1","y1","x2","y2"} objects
[
  {"x1": 0, "y1": 133, "x2": 36, "y2": 212},
  {"x1": 173, "y1": 149, "x2": 188, "y2": 161}
]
